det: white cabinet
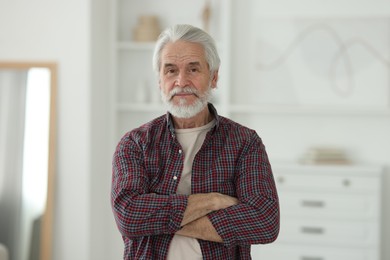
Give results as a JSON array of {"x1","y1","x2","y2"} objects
[
  {"x1": 251, "y1": 164, "x2": 383, "y2": 260},
  {"x1": 109, "y1": 0, "x2": 232, "y2": 143}
]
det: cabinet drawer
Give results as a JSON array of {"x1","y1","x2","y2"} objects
[
  {"x1": 251, "y1": 243, "x2": 378, "y2": 260},
  {"x1": 278, "y1": 192, "x2": 379, "y2": 219},
  {"x1": 274, "y1": 173, "x2": 380, "y2": 193},
  {"x1": 278, "y1": 219, "x2": 379, "y2": 246}
]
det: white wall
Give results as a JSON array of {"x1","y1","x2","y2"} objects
[
  {"x1": 89, "y1": 0, "x2": 123, "y2": 259},
  {"x1": 0, "y1": 1, "x2": 96, "y2": 259}
]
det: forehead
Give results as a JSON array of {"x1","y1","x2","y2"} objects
[{"x1": 161, "y1": 40, "x2": 207, "y2": 66}]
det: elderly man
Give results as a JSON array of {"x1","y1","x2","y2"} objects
[{"x1": 111, "y1": 24, "x2": 279, "y2": 260}]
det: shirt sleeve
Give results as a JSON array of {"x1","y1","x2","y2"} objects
[
  {"x1": 207, "y1": 132, "x2": 280, "y2": 247},
  {"x1": 111, "y1": 132, "x2": 187, "y2": 238}
]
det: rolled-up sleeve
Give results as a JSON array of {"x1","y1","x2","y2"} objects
[
  {"x1": 207, "y1": 133, "x2": 280, "y2": 247},
  {"x1": 111, "y1": 132, "x2": 188, "y2": 238}
]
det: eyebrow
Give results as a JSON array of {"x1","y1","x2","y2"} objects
[
  {"x1": 163, "y1": 63, "x2": 176, "y2": 68},
  {"x1": 163, "y1": 61, "x2": 202, "y2": 68},
  {"x1": 188, "y1": 62, "x2": 201, "y2": 67}
]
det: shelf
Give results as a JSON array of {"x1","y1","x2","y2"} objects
[
  {"x1": 116, "y1": 103, "x2": 165, "y2": 112},
  {"x1": 229, "y1": 104, "x2": 390, "y2": 116},
  {"x1": 115, "y1": 103, "x2": 390, "y2": 116}
]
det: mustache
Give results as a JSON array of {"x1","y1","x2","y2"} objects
[{"x1": 168, "y1": 86, "x2": 199, "y2": 100}]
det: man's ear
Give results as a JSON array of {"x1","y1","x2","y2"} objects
[{"x1": 211, "y1": 70, "x2": 219, "y2": 88}]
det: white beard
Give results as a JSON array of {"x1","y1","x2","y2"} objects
[{"x1": 161, "y1": 86, "x2": 212, "y2": 119}]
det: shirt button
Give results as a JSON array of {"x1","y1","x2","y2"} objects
[
  {"x1": 173, "y1": 176, "x2": 178, "y2": 181},
  {"x1": 178, "y1": 149, "x2": 182, "y2": 154}
]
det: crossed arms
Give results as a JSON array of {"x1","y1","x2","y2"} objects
[
  {"x1": 111, "y1": 132, "x2": 280, "y2": 247},
  {"x1": 177, "y1": 192, "x2": 239, "y2": 242}
]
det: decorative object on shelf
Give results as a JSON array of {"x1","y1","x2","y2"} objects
[
  {"x1": 201, "y1": 0, "x2": 211, "y2": 33},
  {"x1": 133, "y1": 15, "x2": 161, "y2": 42},
  {"x1": 300, "y1": 146, "x2": 351, "y2": 165}
]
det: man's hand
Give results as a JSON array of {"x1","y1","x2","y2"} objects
[
  {"x1": 177, "y1": 193, "x2": 238, "y2": 243},
  {"x1": 181, "y1": 193, "x2": 238, "y2": 226},
  {"x1": 176, "y1": 216, "x2": 223, "y2": 243}
]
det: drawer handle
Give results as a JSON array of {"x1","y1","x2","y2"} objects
[
  {"x1": 302, "y1": 200, "x2": 325, "y2": 208},
  {"x1": 301, "y1": 257, "x2": 324, "y2": 260},
  {"x1": 301, "y1": 226, "x2": 324, "y2": 235}
]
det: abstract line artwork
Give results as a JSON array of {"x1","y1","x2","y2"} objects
[{"x1": 250, "y1": 17, "x2": 390, "y2": 110}]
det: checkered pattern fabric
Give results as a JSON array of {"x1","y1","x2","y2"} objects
[{"x1": 111, "y1": 104, "x2": 279, "y2": 260}]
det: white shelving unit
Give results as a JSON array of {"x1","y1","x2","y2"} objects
[{"x1": 109, "y1": 0, "x2": 233, "y2": 144}]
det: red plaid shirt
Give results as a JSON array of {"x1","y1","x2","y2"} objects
[{"x1": 111, "y1": 104, "x2": 279, "y2": 260}]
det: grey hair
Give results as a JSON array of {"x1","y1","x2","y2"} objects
[{"x1": 152, "y1": 24, "x2": 220, "y2": 75}]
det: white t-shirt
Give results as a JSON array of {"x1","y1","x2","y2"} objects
[{"x1": 167, "y1": 119, "x2": 215, "y2": 260}]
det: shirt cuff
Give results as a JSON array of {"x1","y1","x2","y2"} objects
[
  {"x1": 208, "y1": 209, "x2": 236, "y2": 247},
  {"x1": 168, "y1": 194, "x2": 188, "y2": 233}
]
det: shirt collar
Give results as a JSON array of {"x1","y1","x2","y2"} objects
[{"x1": 166, "y1": 103, "x2": 220, "y2": 136}]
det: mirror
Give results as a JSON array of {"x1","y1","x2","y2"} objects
[{"x1": 0, "y1": 62, "x2": 56, "y2": 260}]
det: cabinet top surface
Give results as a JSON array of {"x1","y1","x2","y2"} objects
[{"x1": 272, "y1": 163, "x2": 384, "y2": 176}]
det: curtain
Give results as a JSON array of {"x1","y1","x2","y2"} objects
[{"x1": 0, "y1": 69, "x2": 28, "y2": 260}]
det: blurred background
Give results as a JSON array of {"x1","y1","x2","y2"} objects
[{"x1": 0, "y1": 0, "x2": 389, "y2": 259}]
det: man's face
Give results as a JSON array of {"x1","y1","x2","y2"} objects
[{"x1": 159, "y1": 40, "x2": 218, "y2": 118}]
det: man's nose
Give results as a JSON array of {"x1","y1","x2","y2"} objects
[{"x1": 175, "y1": 71, "x2": 189, "y2": 87}]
